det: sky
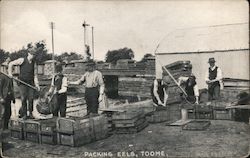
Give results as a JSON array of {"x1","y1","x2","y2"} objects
[{"x1": 0, "y1": 0, "x2": 248, "y2": 61}]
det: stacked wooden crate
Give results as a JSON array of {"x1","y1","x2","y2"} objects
[
  {"x1": 39, "y1": 118, "x2": 57, "y2": 145},
  {"x1": 9, "y1": 119, "x2": 24, "y2": 140},
  {"x1": 57, "y1": 114, "x2": 109, "y2": 147},
  {"x1": 57, "y1": 116, "x2": 94, "y2": 147},
  {"x1": 112, "y1": 110, "x2": 148, "y2": 134},
  {"x1": 162, "y1": 61, "x2": 192, "y2": 105},
  {"x1": 23, "y1": 120, "x2": 41, "y2": 143},
  {"x1": 66, "y1": 97, "x2": 86, "y2": 117}
]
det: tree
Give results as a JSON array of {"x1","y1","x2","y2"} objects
[
  {"x1": 0, "y1": 49, "x2": 9, "y2": 64},
  {"x1": 105, "y1": 47, "x2": 134, "y2": 64},
  {"x1": 34, "y1": 41, "x2": 51, "y2": 64},
  {"x1": 56, "y1": 52, "x2": 83, "y2": 63},
  {"x1": 9, "y1": 41, "x2": 51, "y2": 63},
  {"x1": 139, "y1": 53, "x2": 154, "y2": 62}
]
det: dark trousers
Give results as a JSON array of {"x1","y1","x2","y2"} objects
[
  {"x1": 3, "y1": 95, "x2": 11, "y2": 129},
  {"x1": 19, "y1": 84, "x2": 34, "y2": 117},
  {"x1": 52, "y1": 93, "x2": 67, "y2": 117},
  {"x1": 208, "y1": 83, "x2": 220, "y2": 101},
  {"x1": 85, "y1": 87, "x2": 99, "y2": 115}
]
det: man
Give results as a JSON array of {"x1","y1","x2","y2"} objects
[
  {"x1": 48, "y1": 64, "x2": 68, "y2": 117},
  {"x1": 0, "y1": 59, "x2": 15, "y2": 129},
  {"x1": 8, "y1": 48, "x2": 40, "y2": 119},
  {"x1": 178, "y1": 74, "x2": 199, "y2": 104},
  {"x1": 205, "y1": 57, "x2": 223, "y2": 101},
  {"x1": 151, "y1": 75, "x2": 170, "y2": 107},
  {"x1": 70, "y1": 61, "x2": 104, "y2": 115}
]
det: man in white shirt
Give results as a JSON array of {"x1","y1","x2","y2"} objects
[
  {"x1": 205, "y1": 57, "x2": 223, "y2": 101},
  {"x1": 8, "y1": 48, "x2": 40, "y2": 119},
  {"x1": 70, "y1": 61, "x2": 104, "y2": 115}
]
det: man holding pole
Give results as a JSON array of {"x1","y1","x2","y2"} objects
[{"x1": 8, "y1": 48, "x2": 40, "y2": 119}]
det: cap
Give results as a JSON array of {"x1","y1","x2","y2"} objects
[{"x1": 208, "y1": 57, "x2": 216, "y2": 63}]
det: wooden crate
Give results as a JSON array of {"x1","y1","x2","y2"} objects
[
  {"x1": 112, "y1": 110, "x2": 144, "y2": 120},
  {"x1": 39, "y1": 118, "x2": 57, "y2": 135},
  {"x1": 58, "y1": 129, "x2": 94, "y2": 147},
  {"x1": 147, "y1": 110, "x2": 169, "y2": 123},
  {"x1": 24, "y1": 131, "x2": 41, "y2": 143},
  {"x1": 41, "y1": 133, "x2": 57, "y2": 145},
  {"x1": 10, "y1": 129, "x2": 23, "y2": 140},
  {"x1": 195, "y1": 105, "x2": 213, "y2": 119},
  {"x1": 115, "y1": 120, "x2": 148, "y2": 134},
  {"x1": 56, "y1": 116, "x2": 91, "y2": 134},
  {"x1": 91, "y1": 115, "x2": 109, "y2": 140},
  {"x1": 213, "y1": 108, "x2": 232, "y2": 120},
  {"x1": 23, "y1": 120, "x2": 41, "y2": 133}
]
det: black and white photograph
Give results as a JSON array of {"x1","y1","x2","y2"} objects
[{"x1": 0, "y1": 0, "x2": 249, "y2": 157}]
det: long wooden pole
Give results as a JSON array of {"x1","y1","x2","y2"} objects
[
  {"x1": 0, "y1": 71, "x2": 38, "y2": 90},
  {"x1": 158, "y1": 60, "x2": 188, "y2": 96}
]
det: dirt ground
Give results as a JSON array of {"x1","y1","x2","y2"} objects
[{"x1": 2, "y1": 119, "x2": 250, "y2": 158}]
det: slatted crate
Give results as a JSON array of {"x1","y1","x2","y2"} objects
[
  {"x1": 9, "y1": 119, "x2": 24, "y2": 139},
  {"x1": 112, "y1": 110, "x2": 148, "y2": 134},
  {"x1": 213, "y1": 107, "x2": 232, "y2": 120},
  {"x1": 58, "y1": 128, "x2": 94, "y2": 147},
  {"x1": 39, "y1": 118, "x2": 57, "y2": 145},
  {"x1": 91, "y1": 115, "x2": 109, "y2": 140},
  {"x1": 56, "y1": 116, "x2": 90, "y2": 134},
  {"x1": 115, "y1": 120, "x2": 149, "y2": 134},
  {"x1": 57, "y1": 116, "x2": 95, "y2": 146},
  {"x1": 23, "y1": 120, "x2": 41, "y2": 143},
  {"x1": 195, "y1": 105, "x2": 213, "y2": 119},
  {"x1": 146, "y1": 106, "x2": 170, "y2": 123}
]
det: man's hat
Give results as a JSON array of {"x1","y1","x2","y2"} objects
[
  {"x1": 208, "y1": 57, "x2": 216, "y2": 63},
  {"x1": 86, "y1": 60, "x2": 96, "y2": 66}
]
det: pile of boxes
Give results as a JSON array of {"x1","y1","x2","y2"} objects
[{"x1": 9, "y1": 114, "x2": 109, "y2": 147}]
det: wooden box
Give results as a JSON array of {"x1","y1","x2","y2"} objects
[
  {"x1": 10, "y1": 129, "x2": 23, "y2": 140},
  {"x1": 213, "y1": 108, "x2": 232, "y2": 120},
  {"x1": 58, "y1": 129, "x2": 93, "y2": 147},
  {"x1": 112, "y1": 110, "x2": 144, "y2": 121},
  {"x1": 24, "y1": 131, "x2": 41, "y2": 143},
  {"x1": 39, "y1": 118, "x2": 57, "y2": 135},
  {"x1": 56, "y1": 116, "x2": 91, "y2": 134},
  {"x1": 23, "y1": 120, "x2": 41, "y2": 133},
  {"x1": 91, "y1": 115, "x2": 109, "y2": 140},
  {"x1": 41, "y1": 133, "x2": 57, "y2": 145},
  {"x1": 115, "y1": 120, "x2": 148, "y2": 134},
  {"x1": 147, "y1": 110, "x2": 169, "y2": 123}
]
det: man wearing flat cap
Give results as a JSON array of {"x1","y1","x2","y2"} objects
[
  {"x1": 70, "y1": 60, "x2": 104, "y2": 115},
  {"x1": 205, "y1": 57, "x2": 223, "y2": 101},
  {"x1": 8, "y1": 47, "x2": 40, "y2": 119}
]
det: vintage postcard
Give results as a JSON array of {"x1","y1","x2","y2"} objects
[{"x1": 0, "y1": 0, "x2": 249, "y2": 157}]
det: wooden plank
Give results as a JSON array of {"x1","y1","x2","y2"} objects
[{"x1": 226, "y1": 105, "x2": 250, "y2": 109}]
